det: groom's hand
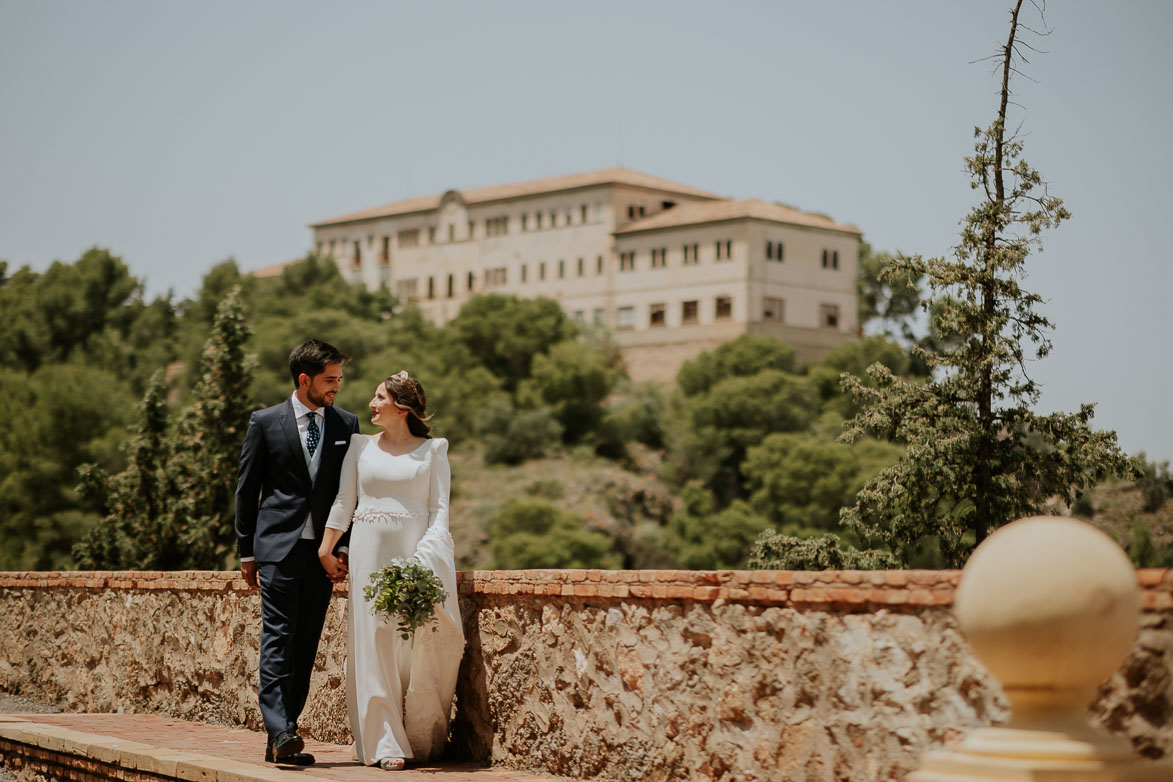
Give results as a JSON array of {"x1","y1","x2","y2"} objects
[
  {"x1": 319, "y1": 552, "x2": 347, "y2": 583},
  {"x1": 240, "y1": 561, "x2": 258, "y2": 589}
]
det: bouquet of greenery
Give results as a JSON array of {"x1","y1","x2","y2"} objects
[{"x1": 362, "y1": 557, "x2": 449, "y2": 641}]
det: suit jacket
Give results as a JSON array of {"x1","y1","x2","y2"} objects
[{"x1": 235, "y1": 398, "x2": 360, "y2": 563}]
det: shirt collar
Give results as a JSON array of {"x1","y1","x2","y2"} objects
[{"x1": 290, "y1": 390, "x2": 321, "y2": 421}]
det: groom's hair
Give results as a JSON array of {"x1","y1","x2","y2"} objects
[{"x1": 289, "y1": 339, "x2": 347, "y2": 386}]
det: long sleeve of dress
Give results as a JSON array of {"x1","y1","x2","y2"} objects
[
  {"x1": 426, "y1": 438, "x2": 450, "y2": 533},
  {"x1": 404, "y1": 437, "x2": 464, "y2": 759},
  {"x1": 325, "y1": 433, "x2": 363, "y2": 532}
]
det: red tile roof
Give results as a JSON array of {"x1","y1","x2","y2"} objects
[
  {"x1": 615, "y1": 198, "x2": 861, "y2": 235},
  {"x1": 310, "y1": 167, "x2": 721, "y2": 227}
]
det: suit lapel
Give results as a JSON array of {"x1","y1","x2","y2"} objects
[
  {"x1": 278, "y1": 399, "x2": 312, "y2": 486},
  {"x1": 319, "y1": 407, "x2": 341, "y2": 477}
]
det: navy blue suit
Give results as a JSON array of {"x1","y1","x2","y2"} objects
[{"x1": 235, "y1": 398, "x2": 359, "y2": 738}]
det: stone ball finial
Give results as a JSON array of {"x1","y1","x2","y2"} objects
[
  {"x1": 913, "y1": 518, "x2": 1162, "y2": 782},
  {"x1": 954, "y1": 515, "x2": 1139, "y2": 713}
]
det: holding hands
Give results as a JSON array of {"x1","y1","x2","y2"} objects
[{"x1": 319, "y1": 548, "x2": 349, "y2": 583}]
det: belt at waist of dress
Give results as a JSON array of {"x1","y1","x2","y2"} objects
[{"x1": 351, "y1": 506, "x2": 427, "y2": 526}]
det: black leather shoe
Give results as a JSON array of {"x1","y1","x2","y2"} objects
[
  {"x1": 266, "y1": 731, "x2": 308, "y2": 763},
  {"x1": 271, "y1": 751, "x2": 315, "y2": 766}
]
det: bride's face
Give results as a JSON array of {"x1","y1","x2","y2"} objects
[{"x1": 369, "y1": 383, "x2": 403, "y2": 425}]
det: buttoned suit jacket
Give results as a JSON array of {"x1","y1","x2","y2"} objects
[{"x1": 235, "y1": 398, "x2": 360, "y2": 563}]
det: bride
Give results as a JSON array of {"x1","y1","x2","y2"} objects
[{"x1": 318, "y1": 371, "x2": 463, "y2": 770}]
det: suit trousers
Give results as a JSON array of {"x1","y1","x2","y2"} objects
[{"x1": 257, "y1": 539, "x2": 333, "y2": 738}]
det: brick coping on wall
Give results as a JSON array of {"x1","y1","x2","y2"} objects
[{"x1": 2, "y1": 569, "x2": 1171, "y2": 611}]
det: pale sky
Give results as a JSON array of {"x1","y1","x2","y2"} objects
[{"x1": 2, "y1": 2, "x2": 1171, "y2": 462}]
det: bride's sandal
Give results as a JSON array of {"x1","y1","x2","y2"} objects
[{"x1": 377, "y1": 758, "x2": 406, "y2": 771}]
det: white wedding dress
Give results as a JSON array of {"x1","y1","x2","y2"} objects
[{"x1": 325, "y1": 434, "x2": 464, "y2": 765}]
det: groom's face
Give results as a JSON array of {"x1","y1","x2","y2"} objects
[{"x1": 303, "y1": 362, "x2": 343, "y2": 408}]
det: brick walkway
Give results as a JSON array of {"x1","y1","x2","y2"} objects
[{"x1": 0, "y1": 713, "x2": 567, "y2": 782}]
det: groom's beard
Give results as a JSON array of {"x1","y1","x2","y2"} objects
[{"x1": 307, "y1": 387, "x2": 334, "y2": 408}]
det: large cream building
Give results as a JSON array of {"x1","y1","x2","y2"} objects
[{"x1": 310, "y1": 168, "x2": 861, "y2": 380}]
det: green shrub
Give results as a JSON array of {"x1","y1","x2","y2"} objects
[
  {"x1": 489, "y1": 498, "x2": 620, "y2": 569},
  {"x1": 476, "y1": 397, "x2": 563, "y2": 465},
  {"x1": 746, "y1": 530, "x2": 899, "y2": 570}
]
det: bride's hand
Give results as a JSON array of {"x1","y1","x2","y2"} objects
[{"x1": 319, "y1": 550, "x2": 346, "y2": 582}]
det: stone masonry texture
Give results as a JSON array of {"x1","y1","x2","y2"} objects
[{"x1": 2, "y1": 569, "x2": 1172, "y2": 781}]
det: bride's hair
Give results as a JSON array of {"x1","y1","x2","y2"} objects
[{"x1": 384, "y1": 371, "x2": 432, "y2": 438}]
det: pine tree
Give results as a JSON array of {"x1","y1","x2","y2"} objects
[
  {"x1": 74, "y1": 370, "x2": 172, "y2": 568},
  {"x1": 74, "y1": 287, "x2": 253, "y2": 570},
  {"x1": 839, "y1": 0, "x2": 1130, "y2": 567},
  {"x1": 170, "y1": 285, "x2": 254, "y2": 568}
]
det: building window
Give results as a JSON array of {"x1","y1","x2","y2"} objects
[
  {"x1": 683, "y1": 243, "x2": 699, "y2": 265},
  {"x1": 484, "y1": 267, "x2": 506, "y2": 286},
  {"x1": 832, "y1": 250, "x2": 839, "y2": 269},
  {"x1": 593, "y1": 202, "x2": 602, "y2": 221},
  {"x1": 447, "y1": 274, "x2": 454, "y2": 298},
  {"x1": 616, "y1": 306, "x2": 635, "y2": 330},
  {"x1": 352, "y1": 241, "x2": 361, "y2": 269},
  {"x1": 427, "y1": 276, "x2": 435, "y2": 299},
  {"x1": 593, "y1": 307, "x2": 604, "y2": 325},
  {"x1": 822, "y1": 249, "x2": 839, "y2": 269},
  {"x1": 521, "y1": 264, "x2": 528, "y2": 283},
  {"x1": 428, "y1": 226, "x2": 436, "y2": 243},
  {"x1": 596, "y1": 255, "x2": 603, "y2": 274},
  {"x1": 638, "y1": 204, "x2": 645, "y2": 217},
  {"x1": 467, "y1": 271, "x2": 474, "y2": 292},
  {"x1": 577, "y1": 257, "x2": 584, "y2": 277},
  {"x1": 820, "y1": 303, "x2": 840, "y2": 329},
  {"x1": 650, "y1": 247, "x2": 667, "y2": 268},
  {"x1": 574, "y1": 310, "x2": 585, "y2": 325},
  {"x1": 486, "y1": 216, "x2": 509, "y2": 236},
  {"x1": 682, "y1": 300, "x2": 699, "y2": 324},
  {"x1": 627, "y1": 205, "x2": 635, "y2": 219},
  {"x1": 468, "y1": 220, "x2": 475, "y2": 238},
  {"x1": 316, "y1": 241, "x2": 324, "y2": 255},
  {"x1": 448, "y1": 224, "x2": 455, "y2": 242},
  {"x1": 328, "y1": 239, "x2": 336, "y2": 255},
  {"x1": 396, "y1": 278, "x2": 418, "y2": 300},
  {"x1": 763, "y1": 296, "x2": 784, "y2": 322},
  {"x1": 367, "y1": 234, "x2": 374, "y2": 247},
  {"x1": 550, "y1": 209, "x2": 557, "y2": 227},
  {"x1": 566, "y1": 207, "x2": 573, "y2": 225},
  {"x1": 715, "y1": 296, "x2": 733, "y2": 319},
  {"x1": 715, "y1": 239, "x2": 732, "y2": 261},
  {"x1": 619, "y1": 251, "x2": 635, "y2": 271},
  {"x1": 540, "y1": 261, "x2": 546, "y2": 281},
  {"x1": 398, "y1": 229, "x2": 419, "y2": 248},
  {"x1": 649, "y1": 303, "x2": 666, "y2": 327},
  {"x1": 521, "y1": 213, "x2": 528, "y2": 231},
  {"x1": 535, "y1": 212, "x2": 543, "y2": 229},
  {"x1": 581, "y1": 204, "x2": 588, "y2": 223},
  {"x1": 381, "y1": 236, "x2": 390, "y2": 265},
  {"x1": 558, "y1": 259, "x2": 565, "y2": 279}
]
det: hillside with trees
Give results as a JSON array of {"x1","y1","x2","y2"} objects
[{"x1": 1, "y1": 241, "x2": 1166, "y2": 573}]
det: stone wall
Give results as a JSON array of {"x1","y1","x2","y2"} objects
[{"x1": 2, "y1": 569, "x2": 1172, "y2": 781}]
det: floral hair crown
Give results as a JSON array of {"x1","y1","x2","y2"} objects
[{"x1": 391, "y1": 370, "x2": 411, "y2": 382}]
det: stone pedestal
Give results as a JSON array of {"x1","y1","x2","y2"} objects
[{"x1": 910, "y1": 516, "x2": 1170, "y2": 781}]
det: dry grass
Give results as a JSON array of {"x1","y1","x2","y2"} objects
[{"x1": 1081, "y1": 481, "x2": 1173, "y2": 554}]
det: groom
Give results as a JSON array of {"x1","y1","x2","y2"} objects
[{"x1": 235, "y1": 338, "x2": 360, "y2": 765}]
